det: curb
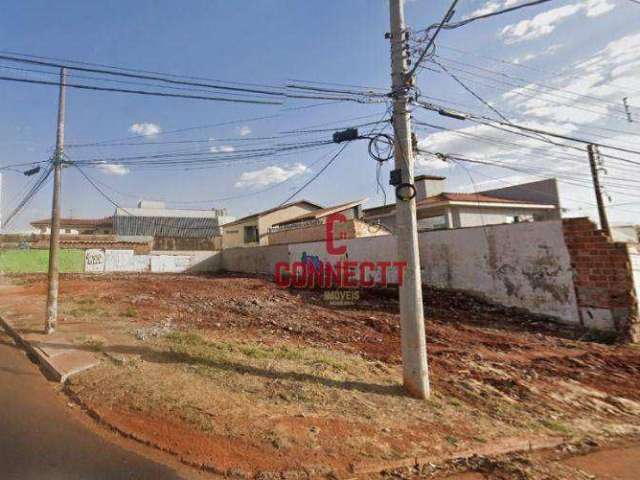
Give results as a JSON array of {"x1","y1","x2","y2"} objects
[
  {"x1": 0, "y1": 314, "x2": 100, "y2": 383},
  {"x1": 349, "y1": 437, "x2": 566, "y2": 476},
  {"x1": 63, "y1": 384, "x2": 570, "y2": 480}
]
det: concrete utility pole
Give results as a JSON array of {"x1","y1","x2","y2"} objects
[
  {"x1": 45, "y1": 67, "x2": 67, "y2": 334},
  {"x1": 388, "y1": 0, "x2": 430, "y2": 399},
  {"x1": 587, "y1": 144, "x2": 610, "y2": 237}
]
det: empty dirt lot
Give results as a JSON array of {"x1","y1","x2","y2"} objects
[{"x1": 1, "y1": 273, "x2": 639, "y2": 479}]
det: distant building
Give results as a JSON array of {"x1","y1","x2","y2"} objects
[
  {"x1": 30, "y1": 216, "x2": 114, "y2": 235},
  {"x1": 222, "y1": 200, "x2": 322, "y2": 249},
  {"x1": 267, "y1": 198, "x2": 389, "y2": 246},
  {"x1": 113, "y1": 200, "x2": 234, "y2": 250},
  {"x1": 611, "y1": 224, "x2": 640, "y2": 243},
  {"x1": 364, "y1": 176, "x2": 561, "y2": 232},
  {"x1": 30, "y1": 200, "x2": 235, "y2": 251}
]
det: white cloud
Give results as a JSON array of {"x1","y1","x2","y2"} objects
[
  {"x1": 420, "y1": 32, "x2": 640, "y2": 224},
  {"x1": 97, "y1": 163, "x2": 130, "y2": 176},
  {"x1": 500, "y1": 4, "x2": 582, "y2": 44},
  {"x1": 210, "y1": 145, "x2": 236, "y2": 153},
  {"x1": 238, "y1": 126, "x2": 252, "y2": 136},
  {"x1": 501, "y1": 32, "x2": 640, "y2": 126},
  {"x1": 128, "y1": 122, "x2": 161, "y2": 137},
  {"x1": 500, "y1": 1, "x2": 615, "y2": 44},
  {"x1": 468, "y1": 1, "x2": 503, "y2": 17},
  {"x1": 235, "y1": 163, "x2": 308, "y2": 188},
  {"x1": 584, "y1": 0, "x2": 615, "y2": 17},
  {"x1": 512, "y1": 44, "x2": 562, "y2": 64},
  {"x1": 468, "y1": 1, "x2": 541, "y2": 18}
]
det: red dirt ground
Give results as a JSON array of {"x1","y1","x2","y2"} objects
[{"x1": 3, "y1": 273, "x2": 640, "y2": 478}]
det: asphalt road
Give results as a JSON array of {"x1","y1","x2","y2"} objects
[{"x1": 0, "y1": 330, "x2": 185, "y2": 480}]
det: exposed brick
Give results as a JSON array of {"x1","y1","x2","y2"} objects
[{"x1": 563, "y1": 217, "x2": 639, "y2": 342}]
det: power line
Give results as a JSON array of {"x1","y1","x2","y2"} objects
[
  {"x1": 3, "y1": 165, "x2": 53, "y2": 228},
  {"x1": 0, "y1": 74, "x2": 282, "y2": 105},
  {"x1": 0, "y1": 62, "x2": 280, "y2": 101},
  {"x1": 81, "y1": 144, "x2": 345, "y2": 206},
  {"x1": 430, "y1": 54, "x2": 629, "y2": 114},
  {"x1": 69, "y1": 135, "x2": 279, "y2": 149},
  {"x1": 0, "y1": 49, "x2": 282, "y2": 90},
  {"x1": 432, "y1": 59, "x2": 511, "y2": 122},
  {"x1": 279, "y1": 143, "x2": 350, "y2": 206},
  {"x1": 0, "y1": 54, "x2": 284, "y2": 98},
  {"x1": 74, "y1": 165, "x2": 229, "y2": 233},
  {"x1": 0, "y1": 160, "x2": 48, "y2": 172},
  {"x1": 437, "y1": 43, "x2": 640, "y2": 99},
  {"x1": 415, "y1": 100, "x2": 640, "y2": 158},
  {"x1": 408, "y1": 0, "x2": 459, "y2": 78},
  {"x1": 417, "y1": 62, "x2": 632, "y2": 123},
  {"x1": 416, "y1": 0, "x2": 555, "y2": 34},
  {"x1": 67, "y1": 114, "x2": 281, "y2": 148}
]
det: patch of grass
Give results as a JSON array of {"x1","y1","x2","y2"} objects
[
  {"x1": 124, "y1": 306, "x2": 139, "y2": 318},
  {"x1": 165, "y1": 331, "x2": 349, "y2": 373},
  {"x1": 166, "y1": 331, "x2": 207, "y2": 346},
  {"x1": 74, "y1": 335, "x2": 106, "y2": 352},
  {"x1": 68, "y1": 305, "x2": 101, "y2": 318},
  {"x1": 540, "y1": 419, "x2": 572, "y2": 435},
  {"x1": 76, "y1": 298, "x2": 96, "y2": 306}
]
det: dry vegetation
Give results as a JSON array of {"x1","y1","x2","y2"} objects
[{"x1": 2, "y1": 273, "x2": 640, "y2": 478}]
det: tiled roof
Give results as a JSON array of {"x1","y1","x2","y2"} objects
[
  {"x1": 273, "y1": 198, "x2": 366, "y2": 226},
  {"x1": 31, "y1": 216, "x2": 113, "y2": 227},
  {"x1": 364, "y1": 192, "x2": 551, "y2": 215},
  {"x1": 419, "y1": 192, "x2": 537, "y2": 205},
  {"x1": 223, "y1": 200, "x2": 323, "y2": 227}
]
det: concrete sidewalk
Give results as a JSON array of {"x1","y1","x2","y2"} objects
[{"x1": 0, "y1": 311, "x2": 100, "y2": 383}]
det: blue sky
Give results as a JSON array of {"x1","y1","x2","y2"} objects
[{"x1": 1, "y1": 0, "x2": 639, "y2": 231}]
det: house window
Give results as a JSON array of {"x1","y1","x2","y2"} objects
[
  {"x1": 418, "y1": 215, "x2": 447, "y2": 230},
  {"x1": 244, "y1": 225, "x2": 259, "y2": 243}
]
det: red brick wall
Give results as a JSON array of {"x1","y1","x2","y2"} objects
[
  {"x1": 563, "y1": 217, "x2": 639, "y2": 342},
  {"x1": 28, "y1": 234, "x2": 153, "y2": 255}
]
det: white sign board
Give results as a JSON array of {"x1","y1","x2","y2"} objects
[
  {"x1": 150, "y1": 255, "x2": 192, "y2": 273},
  {"x1": 105, "y1": 250, "x2": 136, "y2": 272},
  {"x1": 85, "y1": 249, "x2": 105, "y2": 273}
]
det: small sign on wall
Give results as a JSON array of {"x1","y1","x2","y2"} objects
[
  {"x1": 105, "y1": 250, "x2": 135, "y2": 272},
  {"x1": 85, "y1": 249, "x2": 106, "y2": 273}
]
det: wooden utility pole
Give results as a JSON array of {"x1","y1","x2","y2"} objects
[
  {"x1": 45, "y1": 67, "x2": 67, "y2": 334},
  {"x1": 388, "y1": 0, "x2": 430, "y2": 399},
  {"x1": 587, "y1": 144, "x2": 610, "y2": 237}
]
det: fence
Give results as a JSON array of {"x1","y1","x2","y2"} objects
[{"x1": 221, "y1": 218, "x2": 640, "y2": 341}]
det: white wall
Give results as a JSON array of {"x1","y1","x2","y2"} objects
[
  {"x1": 223, "y1": 220, "x2": 580, "y2": 323},
  {"x1": 454, "y1": 206, "x2": 531, "y2": 228},
  {"x1": 418, "y1": 221, "x2": 579, "y2": 322},
  {"x1": 85, "y1": 249, "x2": 220, "y2": 274}
]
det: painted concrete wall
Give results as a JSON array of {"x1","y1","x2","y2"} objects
[
  {"x1": 222, "y1": 204, "x2": 320, "y2": 249},
  {"x1": 418, "y1": 221, "x2": 578, "y2": 322},
  {"x1": 221, "y1": 244, "x2": 289, "y2": 274},
  {"x1": 258, "y1": 204, "x2": 320, "y2": 245},
  {"x1": 222, "y1": 217, "x2": 259, "y2": 249},
  {"x1": 268, "y1": 219, "x2": 388, "y2": 246},
  {"x1": 221, "y1": 220, "x2": 580, "y2": 323},
  {"x1": 0, "y1": 249, "x2": 85, "y2": 273},
  {"x1": 151, "y1": 251, "x2": 222, "y2": 273},
  {"x1": 85, "y1": 249, "x2": 219, "y2": 274},
  {"x1": 453, "y1": 207, "x2": 518, "y2": 228},
  {"x1": 288, "y1": 235, "x2": 405, "y2": 285}
]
